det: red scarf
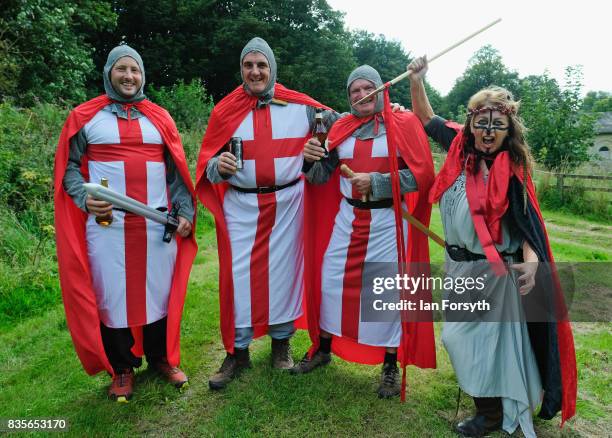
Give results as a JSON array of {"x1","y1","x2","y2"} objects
[
  {"x1": 54, "y1": 95, "x2": 198, "y2": 376},
  {"x1": 194, "y1": 83, "x2": 330, "y2": 354},
  {"x1": 429, "y1": 123, "x2": 516, "y2": 273}
]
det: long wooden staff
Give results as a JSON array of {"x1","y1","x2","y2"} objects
[
  {"x1": 352, "y1": 18, "x2": 502, "y2": 107},
  {"x1": 340, "y1": 164, "x2": 445, "y2": 247}
]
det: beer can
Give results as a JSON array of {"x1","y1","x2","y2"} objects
[{"x1": 230, "y1": 137, "x2": 243, "y2": 170}]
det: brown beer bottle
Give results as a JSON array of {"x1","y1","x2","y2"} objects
[
  {"x1": 313, "y1": 108, "x2": 329, "y2": 158},
  {"x1": 95, "y1": 177, "x2": 113, "y2": 227}
]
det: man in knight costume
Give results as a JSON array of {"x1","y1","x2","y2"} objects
[{"x1": 55, "y1": 44, "x2": 197, "y2": 402}]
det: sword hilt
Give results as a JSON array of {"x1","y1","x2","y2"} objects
[{"x1": 162, "y1": 203, "x2": 180, "y2": 243}]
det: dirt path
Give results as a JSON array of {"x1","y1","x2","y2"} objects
[
  {"x1": 544, "y1": 219, "x2": 612, "y2": 236},
  {"x1": 547, "y1": 235, "x2": 611, "y2": 253}
]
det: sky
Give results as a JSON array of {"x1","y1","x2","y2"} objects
[{"x1": 327, "y1": 0, "x2": 611, "y2": 96}]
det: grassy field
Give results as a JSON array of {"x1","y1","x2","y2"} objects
[{"x1": 0, "y1": 207, "x2": 610, "y2": 437}]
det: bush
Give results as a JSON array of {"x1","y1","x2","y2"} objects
[
  {"x1": 148, "y1": 79, "x2": 214, "y2": 132},
  {"x1": 0, "y1": 103, "x2": 65, "y2": 324},
  {"x1": 536, "y1": 173, "x2": 611, "y2": 221},
  {"x1": 148, "y1": 80, "x2": 214, "y2": 167},
  {"x1": 0, "y1": 212, "x2": 59, "y2": 326}
]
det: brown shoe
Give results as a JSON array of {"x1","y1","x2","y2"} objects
[
  {"x1": 108, "y1": 368, "x2": 134, "y2": 403},
  {"x1": 271, "y1": 338, "x2": 294, "y2": 369},
  {"x1": 289, "y1": 350, "x2": 331, "y2": 374},
  {"x1": 377, "y1": 362, "x2": 400, "y2": 398},
  {"x1": 208, "y1": 348, "x2": 251, "y2": 390},
  {"x1": 151, "y1": 357, "x2": 189, "y2": 389}
]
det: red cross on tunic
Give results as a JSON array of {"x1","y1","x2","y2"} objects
[
  {"x1": 241, "y1": 105, "x2": 305, "y2": 334},
  {"x1": 86, "y1": 117, "x2": 165, "y2": 327},
  {"x1": 339, "y1": 137, "x2": 391, "y2": 340}
]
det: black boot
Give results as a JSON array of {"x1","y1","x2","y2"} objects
[{"x1": 455, "y1": 397, "x2": 502, "y2": 437}]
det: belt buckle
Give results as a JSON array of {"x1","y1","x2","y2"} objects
[
  {"x1": 446, "y1": 245, "x2": 462, "y2": 261},
  {"x1": 257, "y1": 186, "x2": 271, "y2": 194}
]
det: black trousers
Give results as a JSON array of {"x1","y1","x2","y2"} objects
[{"x1": 100, "y1": 317, "x2": 167, "y2": 373}]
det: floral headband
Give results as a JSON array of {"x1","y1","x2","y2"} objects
[{"x1": 467, "y1": 104, "x2": 516, "y2": 116}]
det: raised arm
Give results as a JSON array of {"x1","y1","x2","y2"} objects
[{"x1": 407, "y1": 56, "x2": 435, "y2": 126}]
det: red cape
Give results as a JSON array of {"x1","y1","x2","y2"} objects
[
  {"x1": 54, "y1": 95, "x2": 198, "y2": 376},
  {"x1": 303, "y1": 91, "x2": 437, "y2": 380},
  {"x1": 195, "y1": 84, "x2": 330, "y2": 354},
  {"x1": 429, "y1": 123, "x2": 577, "y2": 425}
]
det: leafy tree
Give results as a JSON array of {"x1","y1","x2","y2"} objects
[
  {"x1": 0, "y1": 19, "x2": 20, "y2": 100},
  {"x1": 350, "y1": 30, "x2": 410, "y2": 106},
  {"x1": 1, "y1": 0, "x2": 116, "y2": 105},
  {"x1": 519, "y1": 67, "x2": 596, "y2": 172},
  {"x1": 148, "y1": 79, "x2": 214, "y2": 131},
  {"x1": 92, "y1": 0, "x2": 355, "y2": 110},
  {"x1": 582, "y1": 91, "x2": 612, "y2": 113},
  {"x1": 444, "y1": 45, "x2": 520, "y2": 119}
]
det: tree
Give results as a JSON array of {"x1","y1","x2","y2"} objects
[
  {"x1": 0, "y1": 19, "x2": 20, "y2": 100},
  {"x1": 92, "y1": 0, "x2": 356, "y2": 110},
  {"x1": 350, "y1": 30, "x2": 410, "y2": 106},
  {"x1": 1, "y1": 0, "x2": 116, "y2": 105},
  {"x1": 582, "y1": 91, "x2": 612, "y2": 113},
  {"x1": 444, "y1": 45, "x2": 520, "y2": 119},
  {"x1": 519, "y1": 67, "x2": 596, "y2": 172}
]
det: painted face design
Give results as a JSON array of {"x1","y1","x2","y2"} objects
[{"x1": 471, "y1": 109, "x2": 510, "y2": 155}]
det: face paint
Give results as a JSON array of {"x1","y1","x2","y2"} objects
[
  {"x1": 470, "y1": 109, "x2": 510, "y2": 155},
  {"x1": 472, "y1": 109, "x2": 509, "y2": 135}
]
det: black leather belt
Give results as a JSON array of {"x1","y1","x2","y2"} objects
[
  {"x1": 445, "y1": 244, "x2": 519, "y2": 262},
  {"x1": 231, "y1": 178, "x2": 300, "y2": 194},
  {"x1": 346, "y1": 197, "x2": 393, "y2": 210}
]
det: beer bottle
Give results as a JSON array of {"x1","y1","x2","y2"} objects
[
  {"x1": 313, "y1": 108, "x2": 329, "y2": 158},
  {"x1": 95, "y1": 177, "x2": 113, "y2": 227}
]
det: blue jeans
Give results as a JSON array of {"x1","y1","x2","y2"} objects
[{"x1": 234, "y1": 320, "x2": 295, "y2": 349}]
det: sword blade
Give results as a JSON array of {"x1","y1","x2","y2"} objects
[{"x1": 83, "y1": 183, "x2": 176, "y2": 226}]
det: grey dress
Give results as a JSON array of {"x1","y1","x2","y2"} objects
[{"x1": 427, "y1": 116, "x2": 542, "y2": 438}]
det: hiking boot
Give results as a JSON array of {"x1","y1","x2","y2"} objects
[
  {"x1": 208, "y1": 348, "x2": 251, "y2": 390},
  {"x1": 455, "y1": 415, "x2": 502, "y2": 437},
  {"x1": 455, "y1": 397, "x2": 502, "y2": 436},
  {"x1": 289, "y1": 350, "x2": 331, "y2": 374},
  {"x1": 150, "y1": 357, "x2": 189, "y2": 389},
  {"x1": 108, "y1": 368, "x2": 134, "y2": 403},
  {"x1": 271, "y1": 338, "x2": 294, "y2": 369},
  {"x1": 377, "y1": 362, "x2": 400, "y2": 398}
]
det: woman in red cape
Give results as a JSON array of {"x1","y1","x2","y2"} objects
[
  {"x1": 408, "y1": 56, "x2": 576, "y2": 437},
  {"x1": 293, "y1": 65, "x2": 436, "y2": 401}
]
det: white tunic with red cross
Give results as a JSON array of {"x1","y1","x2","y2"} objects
[
  {"x1": 224, "y1": 103, "x2": 309, "y2": 329},
  {"x1": 320, "y1": 134, "x2": 408, "y2": 347},
  {"x1": 83, "y1": 108, "x2": 177, "y2": 329}
]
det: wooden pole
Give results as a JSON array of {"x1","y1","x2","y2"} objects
[
  {"x1": 340, "y1": 164, "x2": 368, "y2": 202},
  {"x1": 340, "y1": 164, "x2": 446, "y2": 247},
  {"x1": 352, "y1": 18, "x2": 502, "y2": 107}
]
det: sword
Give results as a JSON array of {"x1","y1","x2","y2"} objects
[{"x1": 83, "y1": 183, "x2": 179, "y2": 243}]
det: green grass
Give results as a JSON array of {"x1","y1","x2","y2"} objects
[{"x1": 0, "y1": 209, "x2": 610, "y2": 437}]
